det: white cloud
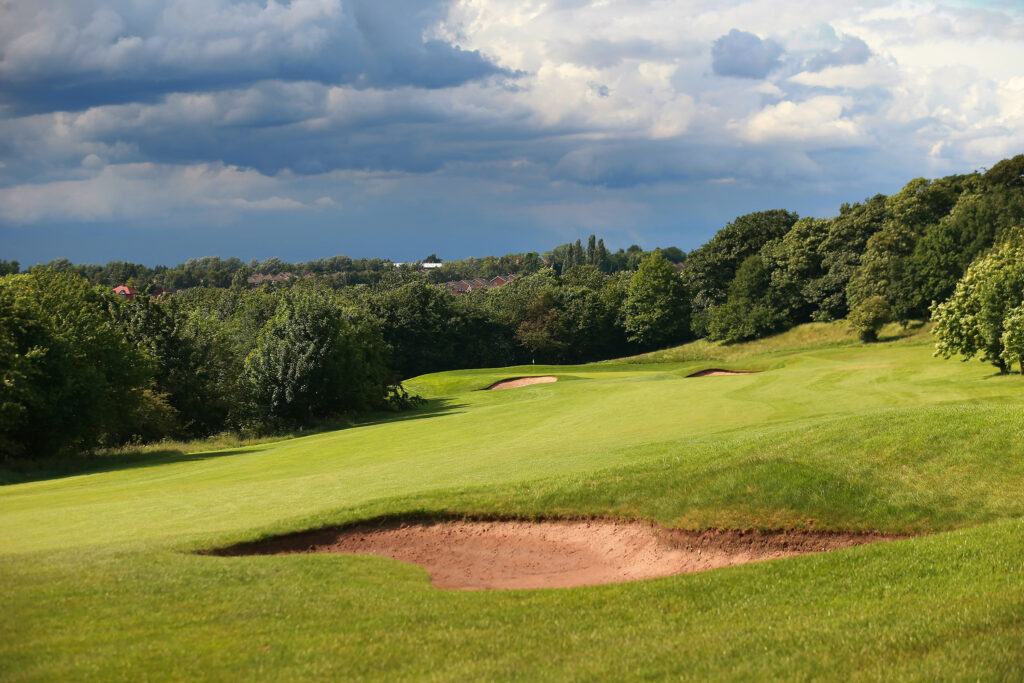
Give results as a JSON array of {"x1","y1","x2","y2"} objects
[
  {"x1": 737, "y1": 96, "x2": 866, "y2": 146},
  {"x1": 787, "y1": 59, "x2": 900, "y2": 90},
  {"x1": 0, "y1": 162, "x2": 327, "y2": 223}
]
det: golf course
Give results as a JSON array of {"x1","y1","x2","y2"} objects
[{"x1": 3, "y1": 320, "x2": 1023, "y2": 680}]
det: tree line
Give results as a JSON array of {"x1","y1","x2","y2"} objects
[
  {"x1": 5, "y1": 241, "x2": 686, "y2": 293},
  {"x1": 2, "y1": 154, "x2": 1021, "y2": 459}
]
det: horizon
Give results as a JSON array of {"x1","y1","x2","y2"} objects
[{"x1": 2, "y1": 0, "x2": 1022, "y2": 265}]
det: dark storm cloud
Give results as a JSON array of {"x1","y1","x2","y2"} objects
[
  {"x1": 550, "y1": 140, "x2": 823, "y2": 188},
  {"x1": 805, "y1": 34, "x2": 872, "y2": 72},
  {"x1": 711, "y1": 29, "x2": 784, "y2": 79},
  {"x1": 0, "y1": 0, "x2": 513, "y2": 115}
]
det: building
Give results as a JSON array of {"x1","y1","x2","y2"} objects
[
  {"x1": 112, "y1": 284, "x2": 139, "y2": 301},
  {"x1": 441, "y1": 274, "x2": 517, "y2": 295}
]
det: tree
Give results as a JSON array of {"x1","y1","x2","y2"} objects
[
  {"x1": 594, "y1": 239, "x2": 610, "y2": 272},
  {"x1": 0, "y1": 271, "x2": 151, "y2": 458},
  {"x1": 1000, "y1": 305, "x2": 1024, "y2": 375},
  {"x1": 848, "y1": 296, "x2": 891, "y2": 343},
  {"x1": 514, "y1": 288, "x2": 564, "y2": 362},
  {"x1": 706, "y1": 254, "x2": 785, "y2": 343},
  {"x1": 113, "y1": 295, "x2": 241, "y2": 437},
  {"x1": 932, "y1": 230, "x2": 1024, "y2": 373},
  {"x1": 812, "y1": 195, "x2": 889, "y2": 320},
  {"x1": 847, "y1": 175, "x2": 968, "y2": 321},
  {"x1": 244, "y1": 286, "x2": 388, "y2": 426},
  {"x1": 682, "y1": 209, "x2": 799, "y2": 337},
  {"x1": 910, "y1": 170, "x2": 1024, "y2": 310},
  {"x1": 623, "y1": 250, "x2": 690, "y2": 349}
]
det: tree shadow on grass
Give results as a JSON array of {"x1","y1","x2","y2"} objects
[
  {"x1": 344, "y1": 397, "x2": 467, "y2": 430},
  {"x1": 1, "y1": 398, "x2": 466, "y2": 487},
  {"x1": 0, "y1": 447, "x2": 264, "y2": 487}
]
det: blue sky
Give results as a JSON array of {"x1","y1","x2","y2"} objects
[{"x1": 1, "y1": 0, "x2": 1022, "y2": 266}]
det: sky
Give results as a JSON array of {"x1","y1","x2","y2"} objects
[{"x1": 1, "y1": 0, "x2": 1023, "y2": 266}]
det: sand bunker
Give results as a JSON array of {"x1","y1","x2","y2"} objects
[
  {"x1": 687, "y1": 368, "x2": 761, "y2": 377},
  {"x1": 213, "y1": 519, "x2": 900, "y2": 590},
  {"x1": 486, "y1": 376, "x2": 558, "y2": 390}
]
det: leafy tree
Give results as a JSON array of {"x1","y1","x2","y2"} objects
[
  {"x1": 1000, "y1": 305, "x2": 1024, "y2": 375},
  {"x1": 243, "y1": 285, "x2": 388, "y2": 426},
  {"x1": 848, "y1": 296, "x2": 891, "y2": 342},
  {"x1": 847, "y1": 175, "x2": 968, "y2": 321},
  {"x1": 810, "y1": 195, "x2": 889, "y2": 321},
  {"x1": 593, "y1": 239, "x2": 610, "y2": 272},
  {"x1": 707, "y1": 254, "x2": 785, "y2": 343},
  {"x1": 0, "y1": 260, "x2": 20, "y2": 276},
  {"x1": 760, "y1": 218, "x2": 829, "y2": 324},
  {"x1": 369, "y1": 280, "x2": 492, "y2": 379},
  {"x1": 113, "y1": 295, "x2": 241, "y2": 437},
  {"x1": 0, "y1": 271, "x2": 151, "y2": 458},
  {"x1": 561, "y1": 264, "x2": 605, "y2": 290},
  {"x1": 911, "y1": 164, "x2": 1024, "y2": 310},
  {"x1": 514, "y1": 288, "x2": 564, "y2": 362},
  {"x1": 932, "y1": 230, "x2": 1024, "y2": 373},
  {"x1": 623, "y1": 250, "x2": 690, "y2": 349},
  {"x1": 682, "y1": 209, "x2": 799, "y2": 336}
]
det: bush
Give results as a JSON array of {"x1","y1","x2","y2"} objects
[{"x1": 849, "y1": 296, "x2": 892, "y2": 342}]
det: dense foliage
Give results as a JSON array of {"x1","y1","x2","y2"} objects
[
  {"x1": 3, "y1": 154, "x2": 1022, "y2": 458},
  {"x1": 932, "y1": 229, "x2": 1024, "y2": 373}
]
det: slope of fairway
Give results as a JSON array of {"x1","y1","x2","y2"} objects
[{"x1": 2, "y1": 324, "x2": 1023, "y2": 680}]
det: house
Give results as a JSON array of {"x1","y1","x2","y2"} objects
[
  {"x1": 489, "y1": 275, "x2": 517, "y2": 287},
  {"x1": 247, "y1": 272, "x2": 295, "y2": 285},
  {"x1": 441, "y1": 274, "x2": 518, "y2": 295},
  {"x1": 112, "y1": 284, "x2": 139, "y2": 301}
]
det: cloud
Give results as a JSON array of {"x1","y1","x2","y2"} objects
[
  {"x1": 737, "y1": 96, "x2": 866, "y2": 147},
  {"x1": 0, "y1": 0, "x2": 512, "y2": 114},
  {"x1": 711, "y1": 29, "x2": 784, "y2": 79},
  {"x1": 788, "y1": 61, "x2": 899, "y2": 91},
  {"x1": 0, "y1": 162, "x2": 329, "y2": 222},
  {"x1": 805, "y1": 34, "x2": 872, "y2": 72},
  {"x1": 4, "y1": 0, "x2": 1024, "y2": 265}
]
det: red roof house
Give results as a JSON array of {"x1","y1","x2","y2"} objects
[{"x1": 112, "y1": 284, "x2": 139, "y2": 301}]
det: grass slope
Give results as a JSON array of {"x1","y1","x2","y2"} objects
[{"x1": 2, "y1": 323, "x2": 1023, "y2": 680}]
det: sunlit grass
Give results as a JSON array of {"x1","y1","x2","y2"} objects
[{"x1": 2, "y1": 320, "x2": 1022, "y2": 680}]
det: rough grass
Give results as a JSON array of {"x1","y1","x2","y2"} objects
[{"x1": 2, "y1": 322, "x2": 1023, "y2": 680}]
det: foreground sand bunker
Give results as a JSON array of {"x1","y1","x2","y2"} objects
[
  {"x1": 214, "y1": 520, "x2": 901, "y2": 590},
  {"x1": 687, "y1": 368, "x2": 761, "y2": 377},
  {"x1": 486, "y1": 376, "x2": 558, "y2": 390}
]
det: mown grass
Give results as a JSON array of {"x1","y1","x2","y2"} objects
[{"x1": 2, "y1": 323, "x2": 1023, "y2": 680}]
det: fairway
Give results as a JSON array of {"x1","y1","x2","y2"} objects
[{"x1": 3, "y1": 324, "x2": 1024, "y2": 679}]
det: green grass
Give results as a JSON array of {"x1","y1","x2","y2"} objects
[{"x1": 2, "y1": 323, "x2": 1023, "y2": 680}]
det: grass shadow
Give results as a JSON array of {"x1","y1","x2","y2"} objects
[
  {"x1": 344, "y1": 398, "x2": 468, "y2": 430},
  {"x1": 1, "y1": 399, "x2": 466, "y2": 487},
  {"x1": 0, "y1": 447, "x2": 263, "y2": 487}
]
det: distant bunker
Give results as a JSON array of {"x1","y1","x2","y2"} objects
[
  {"x1": 211, "y1": 519, "x2": 904, "y2": 591},
  {"x1": 687, "y1": 368, "x2": 762, "y2": 378},
  {"x1": 485, "y1": 376, "x2": 558, "y2": 390}
]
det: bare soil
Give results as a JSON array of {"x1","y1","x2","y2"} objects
[
  {"x1": 687, "y1": 368, "x2": 762, "y2": 377},
  {"x1": 486, "y1": 376, "x2": 558, "y2": 390},
  {"x1": 213, "y1": 519, "x2": 903, "y2": 590}
]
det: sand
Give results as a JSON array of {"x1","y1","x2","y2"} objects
[
  {"x1": 486, "y1": 376, "x2": 558, "y2": 390},
  {"x1": 213, "y1": 519, "x2": 902, "y2": 590}
]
